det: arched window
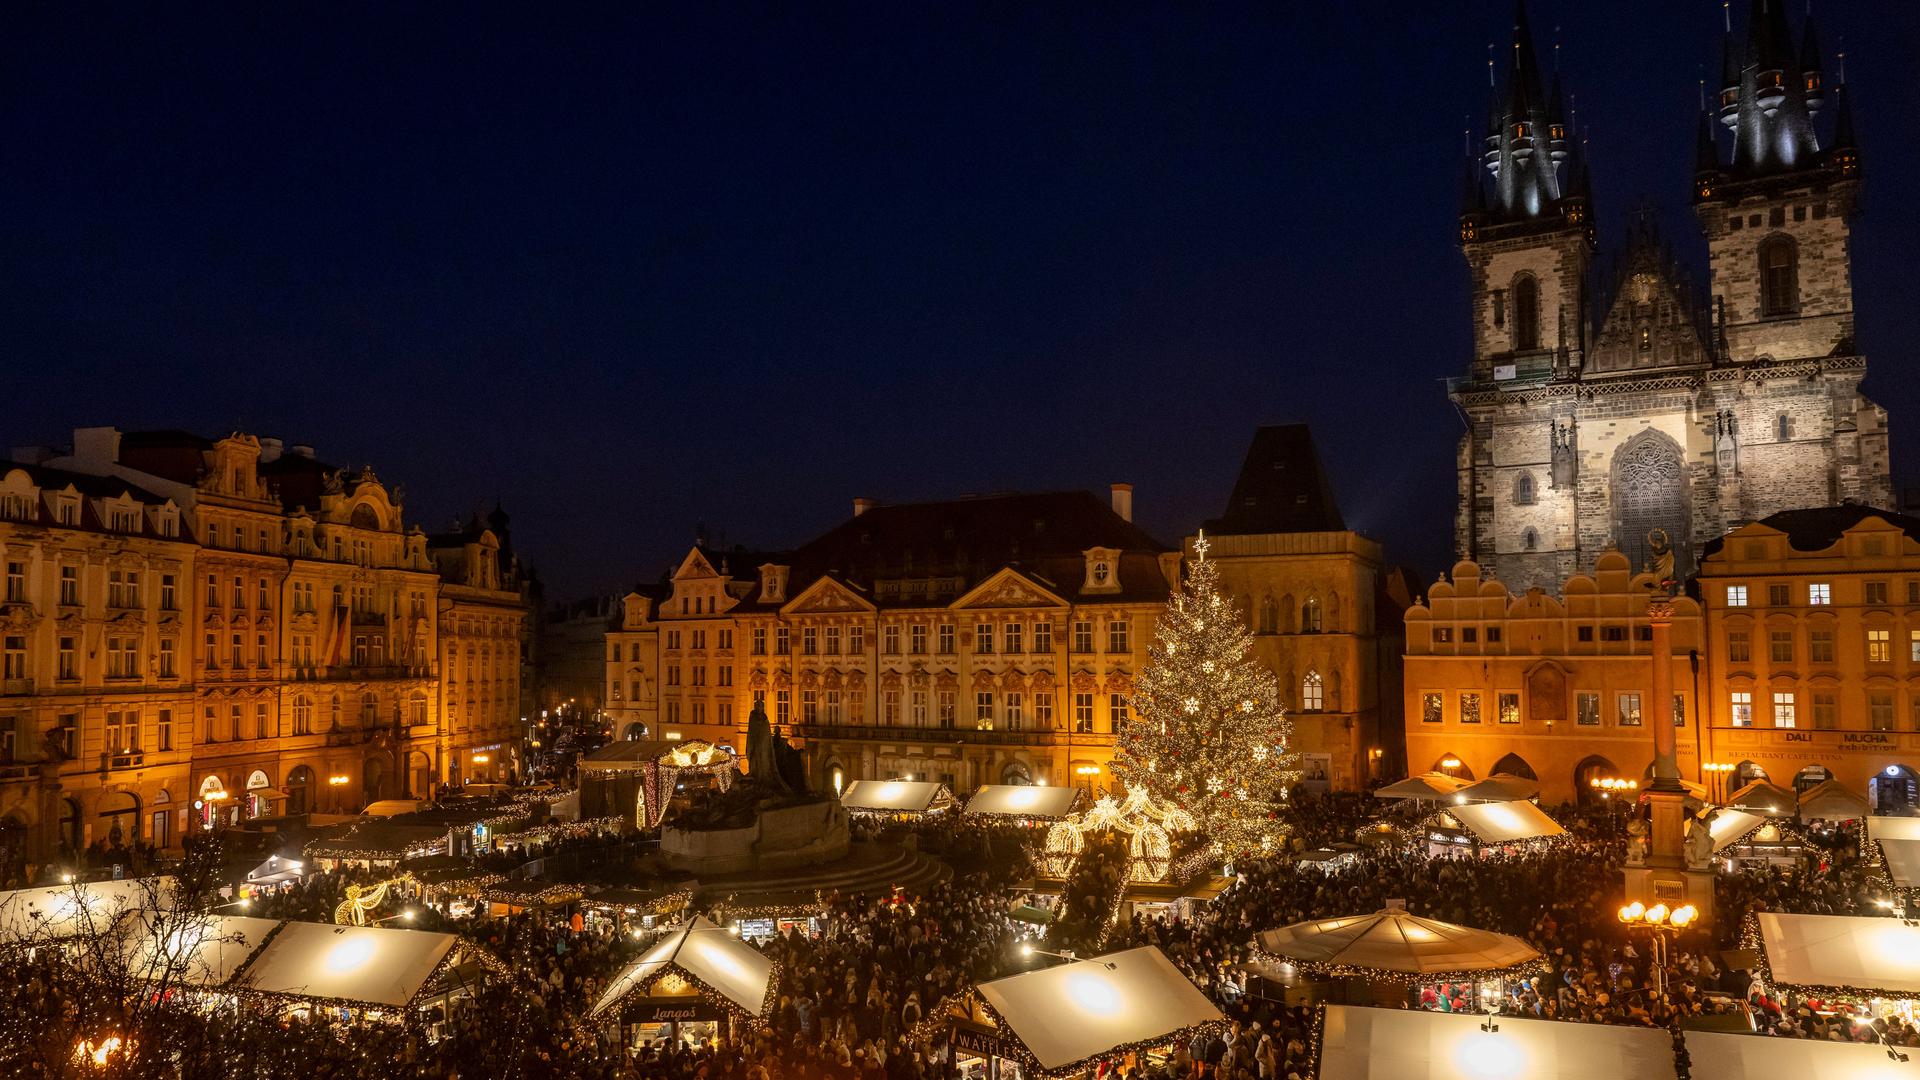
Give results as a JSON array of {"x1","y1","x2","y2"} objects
[
  {"x1": 1301, "y1": 597, "x2": 1323, "y2": 633},
  {"x1": 1775, "y1": 413, "x2": 1793, "y2": 441},
  {"x1": 1301, "y1": 671, "x2": 1324, "y2": 711},
  {"x1": 1512, "y1": 275, "x2": 1540, "y2": 351},
  {"x1": 1513, "y1": 473, "x2": 1536, "y2": 506},
  {"x1": 1759, "y1": 236, "x2": 1798, "y2": 316},
  {"x1": 1523, "y1": 528, "x2": 1539, "y2": 551},
  {"x1": 1257, "y1": 596, "x2": 1279, "y2": 635}
]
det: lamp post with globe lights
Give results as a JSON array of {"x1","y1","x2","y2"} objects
[{"x1": 1618, "y1": 900, "x2": 1697, "y2": 1000}]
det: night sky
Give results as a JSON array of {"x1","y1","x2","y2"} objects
[{"x1": 7, "y1": 2, "x2": 1917, "y2": 601}]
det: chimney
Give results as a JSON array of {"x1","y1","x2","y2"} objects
[
  {"x1": 289, "y1": 444, "x2": 315, "y2": 459},
  {"x1": 71, "y1": 427, "x2": 123, "y2": 470},
  {"x1": 258, "y1": 437, "x2": 284, "y2": 463},
  {"x1": 1109, "y1": 483, "x2": 1134, "y2": 523},
  {"x1": 852, "y1": 497, "x2": 876, "y2": 517}
]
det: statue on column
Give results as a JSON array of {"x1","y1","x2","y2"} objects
[{"x1": 1646, "y1": 528, "x2": 1677, "y2": 596}]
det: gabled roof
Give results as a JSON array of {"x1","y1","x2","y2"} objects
[
  {"x1": 1205, "y1": 425, "x2": 1345, "y2": 536},
  {"x1": 591, "y1": 916, "x2": 775, "y2": 1019},
  {"x1": 781, "y1": 574, "x2": 876, "y2": 616},
  {"x1": 1705, "y1": 505, "x2": 1920, "y2": 558},
  {"x1": 949, "y1": 567, "x2": 1070, "y2": 610}
]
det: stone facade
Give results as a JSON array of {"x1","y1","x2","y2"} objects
[
  {"x1": 0, "y1": 427, "x2": 532, "y2": 874},
  {"x1": 1450, "y1": 3, "x2": 1890, "y2": 596}
]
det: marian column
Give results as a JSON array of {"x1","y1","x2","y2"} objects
[{"x1": 1623, "y1": 593, "x2": 1714, "y2": 920}]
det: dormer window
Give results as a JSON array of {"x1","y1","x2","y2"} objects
[
  {"x1": 759, "y1": 564, "x2": 789, "y2": 604},
  {"x1": 1082, "y1": 547, "x2": 1121, "y2": 594}
]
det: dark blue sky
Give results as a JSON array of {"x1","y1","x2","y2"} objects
[{"x1": 6, "y1": 2, "x2": 1916, "y2": 600}]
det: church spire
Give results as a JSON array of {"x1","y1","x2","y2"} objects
[
  {"x1": 1479, "y1": 0, "x2": 1572, "y2": 222},
  {"x1": 1717, "y1": 0, "x2": 1823, "y2": 175}
]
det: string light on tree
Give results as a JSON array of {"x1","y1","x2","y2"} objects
[{"x1": 1112, "y1": 532, "x2": 1297, "y2": 863}]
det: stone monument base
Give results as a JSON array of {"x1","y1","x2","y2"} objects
[{"x1": 660, "y1": 798, "x2": 849, "y2": 876}]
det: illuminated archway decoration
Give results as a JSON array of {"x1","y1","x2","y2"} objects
[
  {"x1": 333, "y1": 877, "x2": 408, "y2": 925},
  {"x1": 1040, "y1": 784, "x2": 1197, "y2": 883}
]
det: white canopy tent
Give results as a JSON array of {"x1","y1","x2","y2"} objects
[
  {"x1": 972, "y1": 946, "x2": 1222, "y2": 1076},
  {"x1": 1708, "y1": 810, "x2": 1770, "y2": 853},
  {"x1": 239, "y1": 921, "x2": 462, "y2": 1008},
  {"x1": 965, "y1": 785, "x2": 1080, "y2": 820},
  {"x1": 839, "y1": 779, "x2": 955, "y2": 815},
  {"x1": 1684, "y1": 1029, "x2": 1911, "y2": 1080},
  {"x1": 591, "y1": 916, "x2": 775, "y2": 1020},
  {"x1": 1881, "y1": 838, "x2": 1920, "y2": 891},
  {"x1": 1315, "y1": 1005, "x2": 1676, "y2": 1080},
  {"x1": 1439, "y1": 802, "x2": 1565, "y2": 845},
  {"x1": 1255, "y1": 909, "x2": 1541, "y2": 980},
  {"x1": 1374, "y1": 774, "x2": 1467, "y2": 800},
  {"x1": 1757, "y1": 912, "x2": 1920, "y2": 997},
  {"x1": 1450, "y1": 775, "x2": 1540, "y2": 802},
  {"x1": 1869, "y1": 816, "x2": 1920, "y2": 842},
  {"x1": 0, "y1": 877, "x2": 175, "y2": 945},
  {"x1": 122, "y1": 913, "x2": 282, "y2": 987}
]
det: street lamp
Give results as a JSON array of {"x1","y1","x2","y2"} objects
[
  {"x1": 1701, "y1": 762, "x2": 1734, "y2": 802},
  {"x1": 1588, "y1": 776, "x2": 1638, "y2": 803},
  {"x1": 328, "y1": 774, "x2": 350, "y2": 813},
  {"x1": 1074, "y1": 764, "x2": 1101, "y2": 793},
  {"x1": 1619, "y1": 901, "x2": 1697, "y2": 999}
]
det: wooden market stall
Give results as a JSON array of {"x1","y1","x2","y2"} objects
[
  {"x1": 1254, "y1": 907, "x2": 1543, "y2": 1008},
  {"x1": 1420, "y1": 801, "x2": 1565, "y2": 856},
  {"x1": 945, "y1": 946, "x2": 1223, "y2": 1080},
  {"x1": 964, "y1": 785, "x2": 1082, "y2": 822},
  {"x1": 1315, "y1": 1004, "x2": 1677, "y2": 1080},
  {"x1": 840, "y1": 779, "x2": 957, "y2": 818},
  {"x1": 590, "y1": 915, "x2": 776, "y2": 1052}
]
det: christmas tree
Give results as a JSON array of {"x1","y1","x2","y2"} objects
[{"x1": 1113, "y1": 533, "x2": 1296, "y2": 862}]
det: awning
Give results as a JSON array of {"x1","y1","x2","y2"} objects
[
  {"x1": 1255, "y1": 909, "x2": 1541, "y2": 981},
  {"x1": 1373, "y1": 773, "x2": 1467, "y2": 800},
  {"x1": 972, "y1": 946, "x2": 1223, "y2": 1076},
  {"x1": 1451, "y1": 773, "x2": 1541, "y2": 802},
  {"x1": 1707, "y1": 810, "x2": 1770, "y2": 853},
  {"x1": 1724, "y1": 780, "x2": 1797, "y2": 817},
  {"x1": 1881, "y1": 838, "x2": 1920, "y2": 890},
  {"x1": 1757, "y1": 911, "x2": 1920, "y2": 997},
  {"x1": 965, "y1": 785, "x2": 1080, "y2": 820},
  {"x1": 1870, "y1": 816, "x2": 1920, "y2": 842},
  {"x1": 1316, "y1": 1005, "x2": 1676, "y2": 1080},
  {"x1": 1683, "y1": 1029, "x2": 1900, "y2": 1080},
  {"x1": 0, "y1": 877, "x2": 176, "y2": 945},
  {"x1": 246, "y1": 787, "x2": 290, "y2": 801},
  {"x1": 122, "y1": 913, "x2": 283, "y2": 987},
  {"x1": 1435, "y1": 801, "x2": 1565, "y2": 845},
  {"x1": 1797, "y1": 779, "x2": 1869, "y2": 821},
  {"x1": 592, "y1": 916, "x2": 775, "y2": 1019},
  {"x1": 239, "y1": 921, "x2": 462, "y2": 1008},
  {"x1": 840, "y1": 779, "x2": 955, "y2": 814}
]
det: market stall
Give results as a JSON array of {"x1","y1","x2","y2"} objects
[
  {"x1": 236, "y1": 920, "x2": 500, "y2": 1019},
  {"x1": 1315, "y1": 1004, "x2": 1677, "y2": 1080},
  {"x1": 244, "y1": 854, "x2": 306, "y2": 894},
  {"x1": 947, "y1": 946, "x2": 1223, "y2": 1080},
  {"x1": 839, "y1": 779, "x2": 956, "y2": 818},
  {"x1": 1725, "y1": 780, "x2": 1798, "y2": 817},
  {"x1": 1797, "y1": 779, "x2": 1870, "y2": 822},
  {"x1": 965, "y1": 785, "x2": 1082, "y2": 821},
  {"x1": 1449, "y1": 774, "x2": 1540, "y2": 803},
  {"x1": 1254, "y1": 907, "x2": 1543, "y2": 1008},
  {"x1": 1420, "y1": 801, "x2": 1565, "y2": 856},
  {"x1": 305, "y1": 822, "x2": 450, "y2": 871},
  {"x1": 590, "y1": 915, "x2": 775, "y2": 1051},
  {"x1": 121, "y1": 913, "x2": 282, "y2": 988},
  {"x1": 1705, "y1": 809, "x2": 1805, "y2": 869},
  {"x1": 1372, "y1": 774, "x2": 1467, "y2": 801},
  {"x1": 578, "y1": 739, "x2": 739, "y2": 830},
  {"x1": 0, "y1": 877, "x2": 175, "y2": 947},
  {"x1": 579, "y1": 886, "x2": 693, "y2": 934},
  {"x1": 1752, "y1": 911, "x2": 1920, "y2": 999},
  {"x1": 1683, "y1": 1028, "x2": 1908, "y2": 1080}
]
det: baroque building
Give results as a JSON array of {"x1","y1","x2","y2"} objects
[
  {"x1": 1452, "y1": 1, "x2": 1889, "y2": 594},
  {"x1": 609, "y1": 487, "x2": 1177, "y2": 794},
  {"x1": 1696, "y1": 507, "x2": 1920, "y2": 813},
  {"x1": 0, "y1": 427, "x2": 530, "y2": 874},
  {"x1": 1404, "y1": 553, "x2": 1704, "y2": 804},
  {"x1": 1195, "y1": 426, "x2": 1410, "y2": 791}
]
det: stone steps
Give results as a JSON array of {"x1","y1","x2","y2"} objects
[{"x1": 693, "y1": 841, "x2": 950, "y2": 906}]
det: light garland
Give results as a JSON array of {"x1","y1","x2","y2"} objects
[
  {"x1": 1738, "y1": 909, "x2": 1915, "y2": 1002},
  {"x1": 1247, "y1": 946, "x2": 1547, "y2": 986},
  {"x1": 1040, "y1": 785, "x2": 1198, "y2": 883},
  {"x1": 958, "y1": 986, "x2": 1229, "y2": 1080},
  {"x1": 597, "y1": 948, "x2": 781, "y2": 1031}
]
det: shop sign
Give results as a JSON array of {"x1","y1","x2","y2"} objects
[
  {"x1": 628, "y1": 1000, "x2": 718, "y2": 1023},
  {"x1": 952, "y1": 1026, "x2": 1003, "y2": 1058}
]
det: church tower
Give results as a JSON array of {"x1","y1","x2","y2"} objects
[
  {"x1": 1693, "y1": 0, "x2": 1890, "y2": 512},
  {"x1": 1450, "y1": 0, "x2": 1892, "y2": 596},
  {"x1": 1453, "y1": 1, "x2": 1595, "y2": 591}
]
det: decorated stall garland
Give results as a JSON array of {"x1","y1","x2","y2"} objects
[
  {"x1": 1737, "y1": 909, "x2": 1919, "y2": 1003},
  {"x1": 1413, "y1": 809, "x2": 1575, "y2": 856},
  {"x1": 231, "y1": 936, "x2": 514, "y2": 1019},
  {"x1": 1246, "y1": 944, "x2": 1548, "y2": 987},
  {"x1": 598, "y1": 945, "x2": 782, "y2": 1031}
]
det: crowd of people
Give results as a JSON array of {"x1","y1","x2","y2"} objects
[{"x1": 5, "y1": 786, "x2": 1916, "y2": 1078}]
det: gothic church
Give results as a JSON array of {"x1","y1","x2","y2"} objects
[{"x1": 1451, "y1": 1, "x2": 1891, "y2": 594}]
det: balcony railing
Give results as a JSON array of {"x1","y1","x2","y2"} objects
[
  {"x1": 793, "y1": 723, "x2": 1080, "y2": 747},
  {"x1": 107, "y1": 751, "x2": 145, "y2": 770}
]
